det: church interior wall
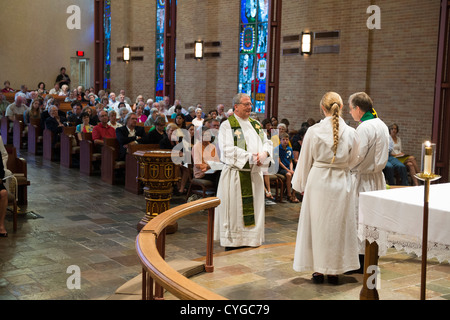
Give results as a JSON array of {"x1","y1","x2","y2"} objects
[
  {"x1": 0, "y1": 0, "x2": 442, "y2": 165},
  {"x1": 0, "y1": 0, "x2": 95, "y2": 92}
]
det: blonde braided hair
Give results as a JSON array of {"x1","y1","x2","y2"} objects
[{"x1": 320, "y1": 92, "x2": 343, "y2": 164}]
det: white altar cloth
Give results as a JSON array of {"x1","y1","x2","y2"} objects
[{"x1": 358, "y1": 183, "x2": 450, "y2": 262}]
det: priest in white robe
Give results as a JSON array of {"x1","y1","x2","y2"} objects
[
  {"x1": 348, "y1": 92, "x2": 390, "y2": 262},
  {"x1": 214, "y1": 93, "x2": 273, "y2": 250}
]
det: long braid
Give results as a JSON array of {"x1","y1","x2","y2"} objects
[{"x1": 330, "y1": 102, "x2": 340, "y2": 164}]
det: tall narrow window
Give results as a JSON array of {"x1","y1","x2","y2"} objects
[
  {"x1": 238, "y1": 0, "x2": 269, "y2": 114},
  {"x1": 104, "y1": 0, "x2": 111, "y2": 89},
  {"x1": 155, "y1": 0, "x2": 166, "y2": 102}
]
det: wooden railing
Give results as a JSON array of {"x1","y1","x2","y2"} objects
[{"x1": 136, "y1": 197, "x2": 227, "y2": 300}]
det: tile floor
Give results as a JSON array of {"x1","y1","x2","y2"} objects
[{"x1": 0, "y1": 149, "x2": 449, "y2": 300}]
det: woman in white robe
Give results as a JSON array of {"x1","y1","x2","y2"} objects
[{"x1": 292, "y1": 92, "x2": 361, "y2": 283}]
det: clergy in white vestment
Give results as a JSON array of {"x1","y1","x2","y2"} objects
[
  {"x1": 292, "y1": 92, "x2": 361, "y2": 283},
  {"x1": 214, "y1": 93, "x2": 273, "y2": 250},
  {"x1": 348, "y1": 92, "x2": 390, "y2": 262}
]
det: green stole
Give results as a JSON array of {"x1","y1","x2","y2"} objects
[
  {"x1": 227, "y1": 115, "x2": 265, "y2": 227},
  {"x1": 360, "y1": 108, "x2": 378, "y2": 122}
]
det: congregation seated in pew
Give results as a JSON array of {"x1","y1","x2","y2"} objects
[{"x1": 115, "y1": 112, "x2": 147, "y2": 161}]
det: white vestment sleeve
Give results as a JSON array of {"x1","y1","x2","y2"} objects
[{"x1": 292, "y1": 128, "x2": 313, "y2": 193}]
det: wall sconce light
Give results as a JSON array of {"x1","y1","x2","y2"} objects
[
  {"x1": 194, "y1": 40, "x2": 204, "y2": 59},
  {"x1": 301, "y1": 32, "x2": 312, "y2": 55},
  {"x1": 123, "y1": 46, "x2": 130, "y2": 62}
]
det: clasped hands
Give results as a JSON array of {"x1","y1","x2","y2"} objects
[{"x1": 252, "y1": 151, "x2": 269, "y2": 166}]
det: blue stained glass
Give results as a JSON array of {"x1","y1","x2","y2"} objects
[
  {"x1": 257, "y1": 23, "x2": 267, "y2": 53},
  {"x1": 103, "y1": 0, "x2": 111, "y2": 89},
  {"x1": 155, "y1": 1, "x2": 165, "y2": 101},
  {"x1": 258, "y1": 0, "x2": 268, "y2": 22},
  {"x1": 239, "y1": 54, "x2": 255, "y2": 85},
  {"x1": 240, "y1": 24, "x2": 256, "y2": 53},
  {"x1": 239, "y1": 0, "x2": 268, "y2": 113},
  {"x1": 241, "y1": 0, "x2": 257, "y2": 24}
]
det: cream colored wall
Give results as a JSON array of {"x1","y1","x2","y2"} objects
[{"x1": 0, "y1": 0, "x2": 95, "y2": 92}]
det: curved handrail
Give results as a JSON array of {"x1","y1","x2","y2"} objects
[{"x1": 136, "y1": 197, "x2": 227, "y2": 300}]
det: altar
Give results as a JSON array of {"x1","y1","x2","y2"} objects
[{"x1": 358, "y1": 183, "x2": 450, "y2": 300}]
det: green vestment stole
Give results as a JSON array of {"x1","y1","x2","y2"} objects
[{"x1": 227, "y1": 115, "x2": 265, "y2": 227}]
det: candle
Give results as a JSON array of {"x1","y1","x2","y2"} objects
[{"x1": 423, "y1": 142, "x2": 432, "y2": 175}]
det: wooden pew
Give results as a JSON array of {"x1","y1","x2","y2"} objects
[
  {"x1": 43, "y1": 126, "x2": 72, "y2": 162},
  {"x1": 27, "y1": 118, "x2": 42, "y2": 154},
  {"x1": 12, "y1": 114, "x2": 26, "y2": 151},
  {"x1": 60, "y1": 126, "x2": 79, "y2": 168},
  {"x1": 3, "y1": 92, "x2": 15, "y2": 103},
  {"x1": 101, "y1": 138, "x2": 126, "y2": 185},
  {"x1": 125, "y1": 143, "x2": 159, "y2": 194},
  {"x1": 1, "y1": 116, "x2": 12, "y2": 145},
  {"x1": 79, "y1": 132, "x2": 102, "y2": 176},
  {"x1": 5, "y1": 145, "x2": 31, "y2": 205}
]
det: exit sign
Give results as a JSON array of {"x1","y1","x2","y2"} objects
[{"x1": 76, "y1": 51, "x2": 84, "y2": 57}]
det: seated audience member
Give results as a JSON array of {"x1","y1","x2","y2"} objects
[
  {"x1": 14, "y1": 85, "x2": 32, "y2": 101},
  {"x1": 45, "y1": 105, "x2": 65, "y2": 147},
  {"x1": 280, "y1": 118, "x2": 290, "y2": 133},
  {"x1": 0, "y1": 93, "x2": 10, "y2": 117},
  {"x1": 76, "y1": 112, "x2": 94, "y2": 141},
  {"x1": 107, "y1": 110, "x2": 122, "y2": 129},
  {"x1": 133, "y1": 95, "x2": 145, "y2": 112},
  {"x1": 6, "y1": 96, "x2": 29, "y2": 122},
  {"x1": 272, "y1": 123, "x2": 292, "y2": 148},
  {"x1": 174, "y1": 113, "x2": 186, "y2": 129},
  {"x1": 278, "y1": 132, "x2": 299, "y2": 203},
  {"x1": 185, "y1": 106, "x2": 196, "y2": 123},
  {"x1": 146, "y1": 116, "x2": 166, "y2": 145},
  {"x1": 389, "y1": 123, "x2": 420, "y2": 186},
  {"x1": 2, "y1": 80, "x2": 15, "y2": 93},
  {"x1": 136, "y1": 103, "x2": 147, "y2": 123},
  {"x1": 116, "y1": 112, "x2": 147, "y2": 160},
  {"x1": 108, "y1": 92, "x2": 119, "y2": 110},
  {"x1": 76, "y1": 86, "x2": 87, "y2": 102},
  {"x1": 384, "y1": 135, "x2": 409, "y2": 186},
  {"x1": 215, "y1": 104, "x2": 227, "y2": 122},
  {"x1": 67, "y1": 101, "x2": 83, "y2": 126},
  {"x1": 270, "y1": 116, "x2": 278, "y2": 127},
  {"x1": 159, "y1": 123, "x2": 180, "y2": 150},
  {"x1": 192, "y1": 126, "x2": 221, "y2": 188},
  {"x1": 48, "y1": 83, "x2": 61, "y2": 95},
  {"x1": 144, "y1": 99, "x2": 153, "y2": 115},
  {"x1": 37, "y1": 82, "x2": 47, "y2": 95},
  {"x1": 144, "y1": 106, "x2": 160, "y2": 127},
  {"x1": 24, "y1": 99, "x2": 43, "y2": 126},
  {"x1": 292, "y1": 126, "x2": 308, "y2": 167},
  {"x1": 64, "y1": 90, "x2": 77, "y2": 102},
  {"x1": 192, "y1": 107, "x2": 204, "y2": 127},
  {"x1": 116, "y1": 94, "x2": 132, "y2": 114},
  {"x1": 59, "y1": 84, "x2": 69, "y2": 96},
  {"x1": 117, "y1": 106, "x2": 129, "y2": 125},
  {"x1": 40, "y1": 101, "x2": 66, "y2": 129},
  {"x1": 170, "y1": 104, "x2": 184, "y2": 119},
  {"x1": 92, "y1": 110, "x2": 116, "y2": 145},
  {"x1": 82, "y1": 106, "x2": 98, "y2": 126},
  {"x1": 87, "y1": 93, "x2": 97, "y2": 107}
]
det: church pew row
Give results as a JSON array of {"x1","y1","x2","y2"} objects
[{"x1": 28, "y1": 118, "x2": 43, "y2": 154}]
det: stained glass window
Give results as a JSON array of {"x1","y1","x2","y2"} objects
[
  {"x1": 103, "y1": 0, "x2": 111, "y2": 89},
  {"x1": 155, "y1": 0, "x2": 166, "y2": 102},
  {"x1": 238, "y1": 0, "x2": 269, "y2": 114}
]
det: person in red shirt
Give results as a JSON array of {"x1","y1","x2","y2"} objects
[
  {"x1": 92, "y1": 110, "x2": 116, "y2": 145},
  {"x1": 1, "y1": 80, "x2": 15, "y2": 93}
]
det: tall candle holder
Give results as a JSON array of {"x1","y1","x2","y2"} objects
[{"x1": 415, "y1": 141, "x2": 440, "y2": 300}]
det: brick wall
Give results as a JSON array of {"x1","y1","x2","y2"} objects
[{"x1": 109, "y1": 0, "x2": 441, "y2": 162}]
